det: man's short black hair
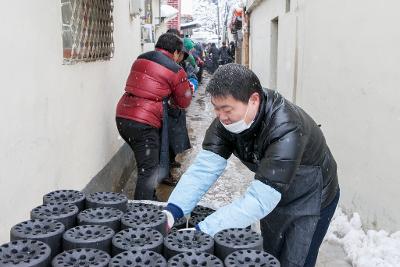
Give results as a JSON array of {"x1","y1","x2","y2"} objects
[
  {"x1": 166, "y1": 28, "x2": 182, "y2": 37},
  {"x1": 206, "y1": 63, "x2": 263, "y2": 103},
  {"x1": 155, "y1": 33, "x2": 183, "y2": 54}
]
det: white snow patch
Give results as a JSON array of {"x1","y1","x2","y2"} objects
[{"x1": 326, "y1": 208, "x2": 400, "y2": 267}]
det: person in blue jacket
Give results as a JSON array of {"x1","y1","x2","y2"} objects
[{"x1": 162, "y1": 63, "x2": 340, "y2": 267}]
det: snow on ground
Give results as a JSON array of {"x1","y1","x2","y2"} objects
[{"x1": 325, "y1": 208, "x2": 400, "y2": 267}]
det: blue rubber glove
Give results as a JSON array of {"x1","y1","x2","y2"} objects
[{"x1": 165, "y1": 149, "x2": 227, "y2": 219}]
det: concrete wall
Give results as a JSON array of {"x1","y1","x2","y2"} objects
[
  {"x1": 248, "y1": 0, "x2": 400, "y2": 231},
  {"x1": 0, "y1": 0, "x2": 141, "y2": 242},
  {"x1": 153, "y1": 0, "x2": 169, "y2": 40}
]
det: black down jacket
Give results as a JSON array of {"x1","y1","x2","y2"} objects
[
  {"x1": 203, "y1": 89, "x2": 338, "y2": 208},
  {"x1": 219, "y1": 46, "x2": 232, "y2": 62}
]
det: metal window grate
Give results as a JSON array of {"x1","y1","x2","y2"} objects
[{"x1": 61, "y1": 0, "x2": 114, "y2": 64}]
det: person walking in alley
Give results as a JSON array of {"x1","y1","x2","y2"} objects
[
  {"x1": 229, "y1": 41, "x2": 236, "y2": 62},
  {"x1": 207, "y1": 43, "x2": 220, "y2": 74},
  {"x1": 162, "y1": 64, "x2": 340, "y2": 266},
  {"x1": 116, "y1": 33, "x2": 192, "y2": 200},
  {"x1": 218, "y1": 41, "x2": 233, "y2": 65},
  {"x1": 193, "y1": 42, "x2": 205, "y2": 84},
  {"x1": 182, "y1": 37, "x2": 200, "y2": 93}
]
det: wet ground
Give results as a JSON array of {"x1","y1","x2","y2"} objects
[{"x1": 156, "y1": 72, "x2": 352, "y2": 266}]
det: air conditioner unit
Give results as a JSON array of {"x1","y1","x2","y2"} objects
[{"x1": 129, "y1": 0, "x2": 145, "y2": 17}]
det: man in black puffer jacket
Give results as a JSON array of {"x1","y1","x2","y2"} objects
[
  {"x1": 218, "y1": 41, "x2": 233, "y2": 65},
  {"x1": 162, "y1": 64, "x2": 340, "y2": 267}
]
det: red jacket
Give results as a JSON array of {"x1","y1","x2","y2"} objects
[{"x1": 116, "y1": 49, "x2": 192, "y2": 128}]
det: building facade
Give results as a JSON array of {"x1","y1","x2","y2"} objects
[
  {"x1": 246, "y1": 0, "x2": 400, "y2": 232},
  {"x1": 0, "y1": 0, "x2": 167, "y2": 242},
  {"x1": 166, "y1": 0, "x2": 181, "y2": 29}
]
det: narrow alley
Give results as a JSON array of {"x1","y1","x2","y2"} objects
[{"x1": 1, "y1": 1, "x2": 400, "y2": 266}]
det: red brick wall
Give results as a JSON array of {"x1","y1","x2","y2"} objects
[{"x1": 167, "y1": 0, "x2": 181, "y2": 30}]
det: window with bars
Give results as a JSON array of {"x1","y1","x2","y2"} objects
[{"x1": 61, "y1": 0, "x2": 115, "y2": 64}]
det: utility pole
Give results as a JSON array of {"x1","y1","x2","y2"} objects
[
  {"x1": 216, "y1": 0, "x2": 221, "y2": 46},
  {"x1": 243, "y1": 8, "x2": 249, "y2": 67},
  {"x1": 222, "y1": 2, "x2": 228, "y2": 43}
]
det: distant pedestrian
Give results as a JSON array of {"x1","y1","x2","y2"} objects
[
  {"x1": 218, "y1": 41, "x2": 233, "y2": 65},
  {"x1": 193, "y1": 42, "x2": 205, "y2": 84},
  {"x1": 207, "y1": 43, "x2": 219, "y2": 74},
  {"x1": 229, "y1": 41, "x2": 235, "y2": 61}
]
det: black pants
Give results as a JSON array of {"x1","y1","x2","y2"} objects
[
  {"x1": 169, "y1": 149, "x2": 176, "y2": 164},
  {"x1": 116, "y1": 117, "x2": 160, "y2": 200},
  {"x1": 196, "y1": 66, "x2": 204, "y2": 84},
  {"x1": 303, "y1": 188, "x2": 340, "y2": 267}
]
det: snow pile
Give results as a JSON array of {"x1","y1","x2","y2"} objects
[{"x1": 326, "y1": 208, "x2": 400, "y2": 267}]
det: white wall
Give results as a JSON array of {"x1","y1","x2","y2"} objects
[
  {"x1": 249, "y1": 0, "x2": 400, "y2": 232},
  {"x1": 0, "y1": 0, "x2": 141, "y2": 242},
  {"x1": 153, "y1": 0, "x2": 169, "y2": 40},
  {"x1": 248, "y1": 0, "x2": 291, "y2": 96}
]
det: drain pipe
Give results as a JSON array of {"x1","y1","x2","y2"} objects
[{"x1": 243, "y1": 6, "x2": 250, "y2": 68}]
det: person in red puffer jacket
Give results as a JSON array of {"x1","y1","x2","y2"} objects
[{"x1": 116, "y1": 33, "x2": 192, "y2": 200}]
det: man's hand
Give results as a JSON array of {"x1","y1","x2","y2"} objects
[
  {"x1": 162, "y1": 210, "x2": 175, "y2": 233},
  {"x1": 188, "y1": 82, "x2": 195, "y2": 95}
]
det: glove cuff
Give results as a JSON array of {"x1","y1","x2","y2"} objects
[{"x1": 164, "y1": 203, "x2": 184, "y2": 221}]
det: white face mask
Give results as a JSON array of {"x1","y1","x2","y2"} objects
[{"x1": 221, "y1": 103, "x2": 254, "y2": 134}]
